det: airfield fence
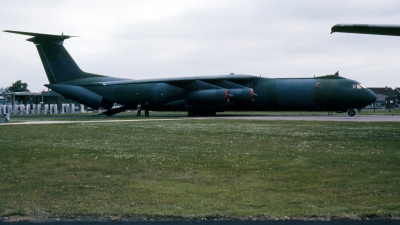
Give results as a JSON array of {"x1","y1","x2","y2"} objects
[{"x1": 0, "y1": 103, "x2": 85, "y2": 115}]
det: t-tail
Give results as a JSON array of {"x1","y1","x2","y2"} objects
[
  {"x1": 4, "y1": 30, "x2": 113, "y2": 110},
  {"x1": 3, "y1": 30, "x2": 104, "y2": 83}
]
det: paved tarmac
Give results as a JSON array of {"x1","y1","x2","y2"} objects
[
  {"x1": 0, "y1": 118, "x2": 185, "y2": 125},
  {"x1": 1, "y1": 115, "x2": 399, "y2": 125},
  {"x1": 218, "y1": 115, "x2": 400, "y2": 122}
]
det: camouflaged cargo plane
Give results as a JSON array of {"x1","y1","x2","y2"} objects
[{"x1": 4, "y1": 30, "x2": 376, "y2": 116}]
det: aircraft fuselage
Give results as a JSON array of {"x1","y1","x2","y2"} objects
[
  {"x1": 4, "y1": 30, "x2": 377, "y2": 116},
  {"x1": 47, "y1": 73, "x2": 376, "y2": 115}
]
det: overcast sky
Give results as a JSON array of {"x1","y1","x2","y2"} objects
[{"x1": 1, "y1": 0, "x2": 400, "y2": 91}]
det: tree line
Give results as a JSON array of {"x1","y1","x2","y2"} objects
[{"x1": 1, "y1": 80, "x2": 30, "y2": 103}]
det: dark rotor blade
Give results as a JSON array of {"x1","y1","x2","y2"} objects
[{"x1": 331, "y1": 24, "x2": 400, "y2": 36}]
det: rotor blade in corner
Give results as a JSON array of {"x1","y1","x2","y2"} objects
[{"x1": 331, "y1": 24, "x2": 400, "y2": 36}]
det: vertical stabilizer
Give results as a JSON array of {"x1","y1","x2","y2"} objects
[
  {"x1": 35, "y1": 42, "x2": 82, "y2": 83},
  {"x1": 3, "y1": 30, "x2": 86, "y2": 84}
]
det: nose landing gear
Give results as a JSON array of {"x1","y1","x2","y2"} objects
[{"x1": 348, "y1": 109, "x2": 356, "y2": 116}]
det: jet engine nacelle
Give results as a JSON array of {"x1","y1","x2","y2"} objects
[
  {"x1": 229, "y1": 88, "x2": 255, "y2": 102},
  {"x1": 187, "y1": 89, "x2": 229, "y2": 103},
  {"x1": 45, "y1": 84, "x2": 113, "y2": 110}
]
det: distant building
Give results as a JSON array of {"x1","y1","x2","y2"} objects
[
  {"x1": 369, "y1": 87, "x2": 399, "y2": 109},
  {"x1": 0, "y1": 96, "x2": 6, "y2": 105},
  {"x1": 41, "y1": 90, "x2": 80, "y2": 109},
  {"x1": 395, "y1": 88, "x2": 400, "y2": 97},
  {"x1": 1, "y1": 91, "x2": 41, "y2": 105}
]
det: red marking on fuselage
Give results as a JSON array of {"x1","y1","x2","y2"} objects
[{"x1": 225, "y1": 89, "x2": 230, "y2": 102}]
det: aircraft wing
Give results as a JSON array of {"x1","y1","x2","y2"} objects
[
  {"x1": 331, "y1": 24, "x2": 400, "y2": 36},
  {"x1": 79, "y1": 74, "x2": 257, "y2": 88}
]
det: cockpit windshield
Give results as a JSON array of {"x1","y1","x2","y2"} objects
[{"x1": 352, "y1": 84, "x2": 365, "y2": 89}]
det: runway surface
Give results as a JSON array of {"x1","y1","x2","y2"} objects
[
  {"x1": 0, "y1": 115, "x2": 400, "y2": 126},
  {"x1": 1, "y1": 115, "x2": 399, "y2": 125},
  {"x1": 218, "y1": 115, "x2": 400, "y2": 122}
]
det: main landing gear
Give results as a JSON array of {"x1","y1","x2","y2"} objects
[{"x1": 348, "y1": 109, "x2": 356, "y2": 116}]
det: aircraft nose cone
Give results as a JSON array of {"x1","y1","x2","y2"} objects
[{"x1": 365, "y1": 88, "x2": 377, "y2": 105}]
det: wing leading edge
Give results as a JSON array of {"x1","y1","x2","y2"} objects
[{"x1": 77, "y1": 74, "x2": 257, "y2": 86}]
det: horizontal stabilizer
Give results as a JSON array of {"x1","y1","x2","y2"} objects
[
  {"x1": 3, "y1": 30, "x2": 77, "y2": 44},
  {"x1": 331, "y1": 24, "x2": 400, "y2": 36}
]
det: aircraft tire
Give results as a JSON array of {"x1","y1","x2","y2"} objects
[{"x1": 348, "y1": 109, "x2": 356, "y2": 116}]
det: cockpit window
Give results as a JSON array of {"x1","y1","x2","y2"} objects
[{"x1": 352, "y1": 84, "x2": 364, "y2": 89}]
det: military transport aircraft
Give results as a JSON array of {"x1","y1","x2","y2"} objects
[{"x1": 4, "y1": 30, "x2": 376, "y2": 116}]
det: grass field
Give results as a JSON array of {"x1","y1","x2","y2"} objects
[{"x1": 0, "y1": 117, "x2": 399, "y2": 221}]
